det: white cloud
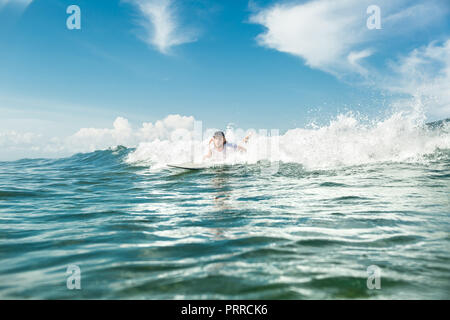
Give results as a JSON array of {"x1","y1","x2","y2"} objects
[
  {"x1": 138, "y1": 114, "x2": 195, "y2": 141},
  {"x1": 126, "y1": 0, "x2": 198, "y2": 54},
  {"x1": 0, "y1": 131, "x2": 48, "y2": 161},
  {"x1": 249, "y1": 0, "x2": 369, "y2": 75},
  {"x1": 0, "y1": 114, "x2": 197, "y2": 160},
  {"x1": 67, "y1": 114, "x2": 195, "y2": 152},
  {"x1": 68, "y1": 117, "x2": 134, "y2": 152},
  {"x1": 388, "y1": 40, "x2": 450, "y2": 119},
  {"x1": 250, "y1": 0, "x2": 450, "y2": 119},
  {"x1": 347, "y1": 49, "x2": 373, "y2": 76},
  {"x1": 249, "y1": 0, "x2": 448, "y2": 77},
  {"x1": 0, "y1": 131, "x2": 40, "y2": 147}
]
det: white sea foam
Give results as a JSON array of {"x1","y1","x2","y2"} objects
[
  {"x1": 1, "y1": 111, "x2": 448, "y2": 166},
  {"x1": 125, "y1": 112, "x2": 450, "y2": 170}
]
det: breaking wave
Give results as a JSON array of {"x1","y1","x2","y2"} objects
[{"x1": 126, "y1": 112, "x2": 450, "y2": 169}]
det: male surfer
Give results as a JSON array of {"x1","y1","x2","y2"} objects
[{"x1": 203, "y1": 131, "x2": 249, "y2": 161}]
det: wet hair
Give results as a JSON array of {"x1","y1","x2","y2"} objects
[{"x1": 213, "y1": 131, "x2": 227, "y2": 145}]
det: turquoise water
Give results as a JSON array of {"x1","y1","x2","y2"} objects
[{"x1": 0, "y1": 146, "x2": 449, "y2": 299}]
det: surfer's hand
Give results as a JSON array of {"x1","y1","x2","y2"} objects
[
  {"x1": 243, "y1": 134, "x2": 251, "y2": 144},
  {"x1": 237, "y1": 146, "x2": 247, "y2": 153}
]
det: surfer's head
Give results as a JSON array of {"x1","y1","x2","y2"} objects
[{"x1": 213, "y1": 131, "x2": 227, "y2": 148}]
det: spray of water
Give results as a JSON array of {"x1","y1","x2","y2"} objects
[{"x1": 125, "y1": 111, "x2": 449, "y2": 170}]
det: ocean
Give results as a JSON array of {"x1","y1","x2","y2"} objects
[{"x1": 0, "y1": 114, "x2": 449, "y2": 299}]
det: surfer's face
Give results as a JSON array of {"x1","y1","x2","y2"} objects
[{"x1": 213, "y1": 136, "x2": 224, "y2": 148}]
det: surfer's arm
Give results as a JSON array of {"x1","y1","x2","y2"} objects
[
  {"x1": 203, "y1": 140, "x2": 213, "y2": 160},
  {"x1": 235, "y1": 133, "x2": 252, "y2": 152},
  {"x1": 231, "y1": 143, "x2": 246, "y2": 153},
  {"x1": 235, "y1": 134, "x2": 250, "y2": 152},
  {"x1": 203, "y1": 149, "x2": 212, "y2": 160}
]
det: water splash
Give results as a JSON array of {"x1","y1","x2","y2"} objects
[{"x1": 126, "y1": 112, "x2": 450, "y2": 169}]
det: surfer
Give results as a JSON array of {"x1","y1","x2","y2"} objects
[{"x1": 203, "y1": 131, "x2": 249, "y2": 161}]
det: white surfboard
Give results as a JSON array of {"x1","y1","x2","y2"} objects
[{"x1": 167, "y1": 162, "x2": 209, "y2": 170}]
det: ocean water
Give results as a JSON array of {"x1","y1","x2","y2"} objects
[{"x1": 0, "y1": 115, "x2": 449, "y2": 299}]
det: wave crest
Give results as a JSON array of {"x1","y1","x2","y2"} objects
[{"x1": 126, "y1": 113, "x2": 450, "y2": 169}]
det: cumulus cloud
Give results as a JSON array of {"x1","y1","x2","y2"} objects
[
  {"x1": 138, "y1": 114, "x2": 195, "y2": 141},
  {"x1": 68, "y1": 117, "x2": 134, "y2": 152},
  {"x1": 249, "y1": 0, "x2": 448, "y2": 77},
  {"x1": 0, "y1": 114, "x2": 198, "y2": 160},
  {"x1": 0, "y1": 131, "x2": 50, "y2": 161},
  {"x1": 0, "y1": 131, "x2": 40, "y2": 147},
  {"x1": 126, "y1": 0, "x2": 198, "y2": 54},
  {"x1": 68, "y1": 114, "x2": 196, "y2": 152}
]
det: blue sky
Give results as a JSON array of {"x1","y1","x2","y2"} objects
[{"x1": 0, "y1": 0, "x2": 449, "y2": 160}]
